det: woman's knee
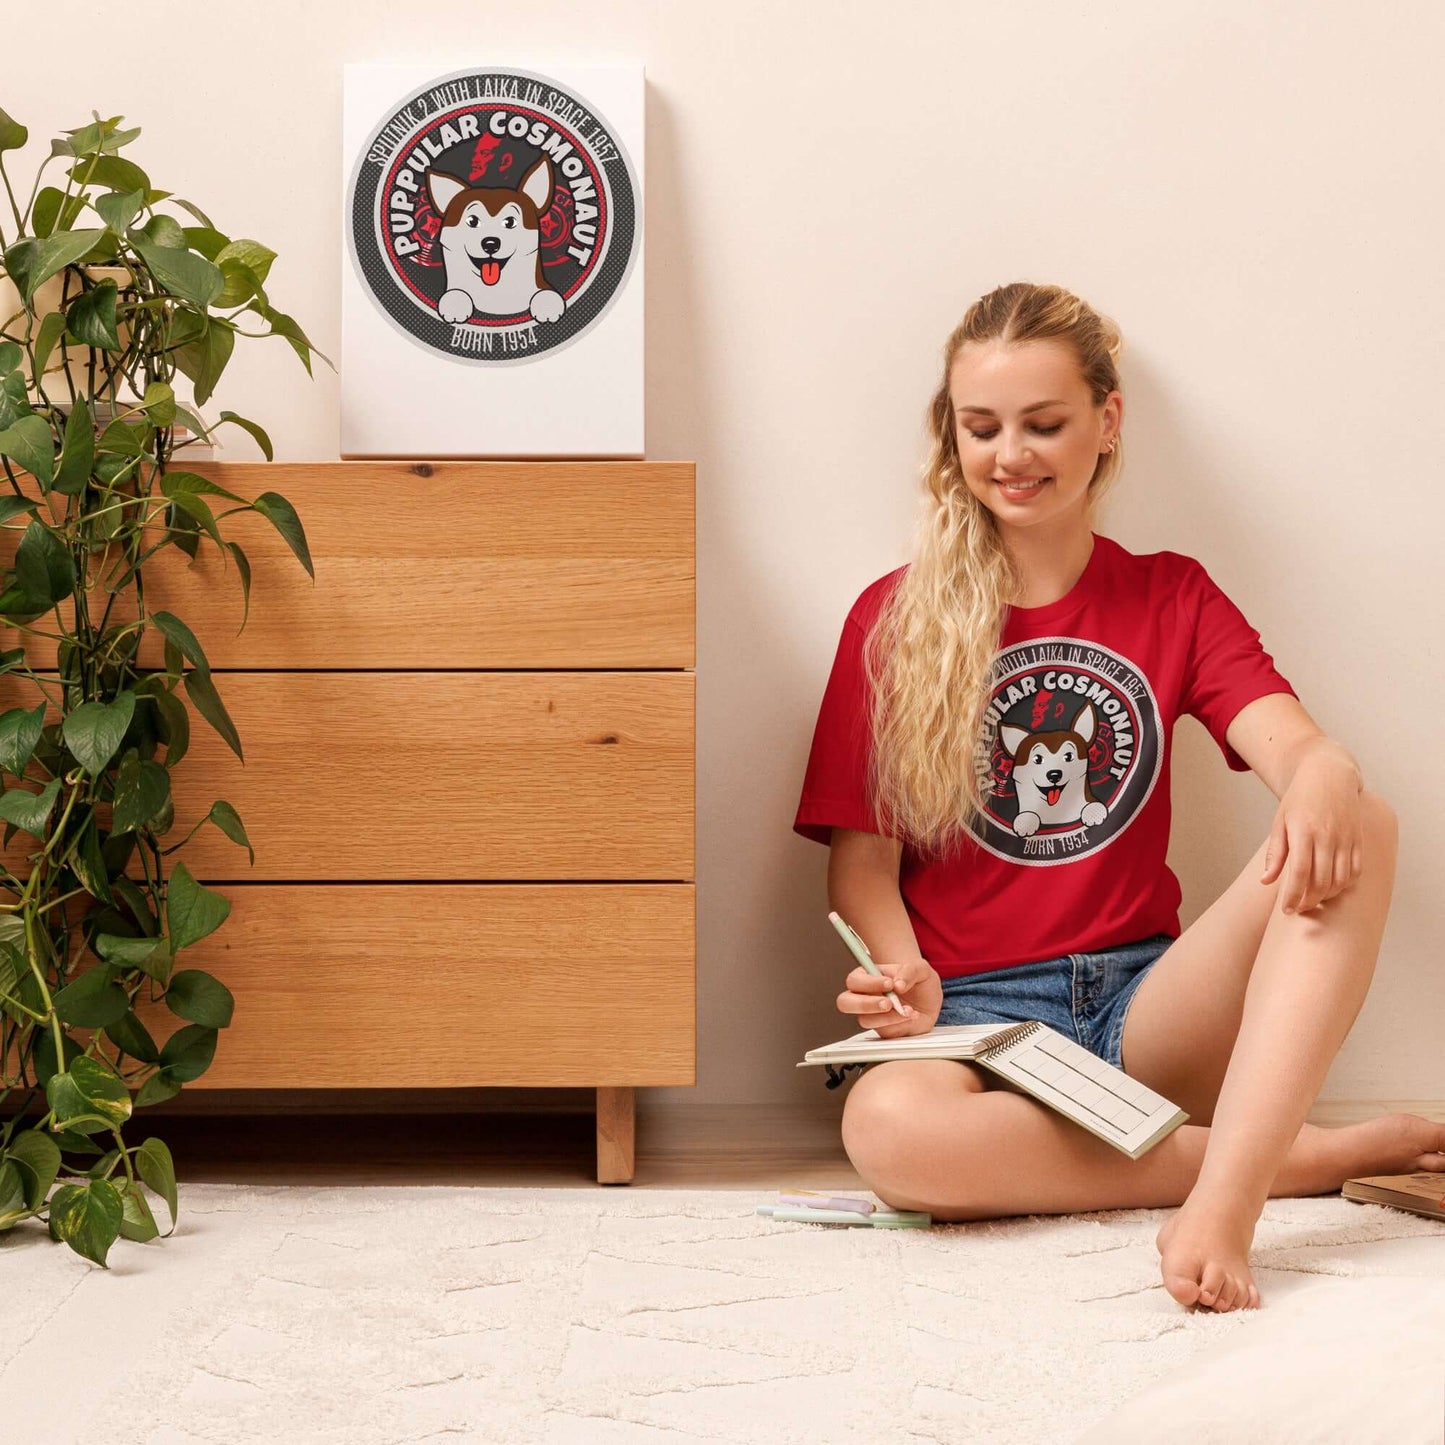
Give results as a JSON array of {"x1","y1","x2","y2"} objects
[{"x1": 839, "y1": 1059, "x2": 984, "y2": 1172}]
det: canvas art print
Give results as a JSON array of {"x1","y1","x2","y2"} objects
[{"x1": 341, "y1": 61, "x2": 644, "y2": 458}]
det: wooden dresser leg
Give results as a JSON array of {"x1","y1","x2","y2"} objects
[{"x1": 596, "y1": 1086, "x2": 635, "y2": 1184}]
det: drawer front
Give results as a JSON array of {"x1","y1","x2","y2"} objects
[
  {"x1": 2, "y1": 671, "x2": 695, "y2": 881},
  {"x1": 0, "y1": 460, "x2": 695, "y2": 669},
  {"x1": 117, "y1": 883, "x2": 695, "y2": 1088}
]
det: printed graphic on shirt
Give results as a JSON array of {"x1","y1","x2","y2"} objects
[{"x1": 970, "y1": 636, "x2": 1163, "y2": 865}]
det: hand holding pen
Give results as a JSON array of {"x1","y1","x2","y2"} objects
[{"x1": 828, "y1": 910, "x2": 937, "y2": 1037}]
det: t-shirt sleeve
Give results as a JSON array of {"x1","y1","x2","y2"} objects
[
  {"x1": 1179, "y1": 560, "x2": 1299, "y2": 772},
  {"x1": 792, "y1": 612, "x2": 886, "y2": 845}
]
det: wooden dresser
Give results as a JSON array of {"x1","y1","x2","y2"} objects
[{"x1": 4, "y1": 461, "x2": 696, "y2": 1183}]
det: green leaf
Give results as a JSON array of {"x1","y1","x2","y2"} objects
[
  {"x1": 161, "y1": 487, "x2": 222, "y2": 548},
  {"x1": 66, "y1": 279, "x2": 120, "y2": 350},
  {"x1": 116, "y1": 1178, "x2": 160, "y2": 1243},
  {"x1": 52, "y1": 397, "x2": 95, "y2": 496},
  {"x1": 207, "y1": 800, "x2": 254, "y2": 864},
  {"x1": 51, "y1": 963, "x2": 129, "y2": 1028},
  {"x1": 14, "y1": 518, "x2": 72, "y2": 603},
  {"x1": 161, "y1": 468, "x2": 247, "y2": 505},
  {"x1": 0, "y1": 777, "x2": 61, "y2": 836},
  {"x1": 66, "y1": 153, "x2": 151, "y2": 194},
  {"x1": 128, "y1": 234, "x2": 222, "y2": 307},
  {"x1": 71, "y1": 813, "x2": 115, "y2": 905},
  {"x1": 111, "y1": 751, "x2": 170, "y2": 834},
  {"x1": 48, "y1": 1178, "x2": 124, "y2": 1267},
  {"x1": 45, "y1": 1055, "x2": 132, "y2": 1133},
  {"x1": 95, "y1": 420, "x2": 148, "y2": 460},
  {"x1": 0, "y1": 340, "x2": 19, "y2": 373},
  {"x1": 96, "y1": 931, "x2": 171, "y2": 984},
  {"x1": 30, "y1": 187, "x2": 87, "y2": 240},
  {"x1": 157, "y1": 1023, "x2": 216, "y2": 1085},
  {"x1": 140, "y1": 380, "x2": 176, "y2": 427},
  {"x1": 62, "y1": 690, "x2": 136, "y2": 775},
  {"x1": 165, "y1": 969, "x2": 234, "y2": 1028},
  {"x1": 183, "y1": 668, "x2": 243, "y2": 760},
  {"x1": 212, "y1": 259, "x2": 262, "y2": 310},
  {"x1": 180, "y1": 225, "x2": 228, "y2": 260},
  {"x1": 170, "y1": 315, "x2": 234, "y2": 406},
  {"x1": 215, "y1": 238, "x2": 276, "y2": 286},
  {"x1": 0, "y1": 415, "x2": 56, "y2": 486},
  {"x1": 225, "y1": 540, "x2": 252, "y2": 634},
  {"x1": 140, "y1": 213, "x2": 187, "y2": 248},
  {"x1": 172, "y1": 198, "x2": 216, "y2": 229},
  {"x1": 133, "y1": 1069, "x2": 182, "y2": 1108},
  {"x1": 252, "y1": 492, "x2": 313, "y2": 579},
  {"x1": 104, "y1": 1008, "x2": 160, "y2": 1065},
  {"x1": 216, "y1": 411, "x2": 273, "y2": 462},
  {"x1": 0, "y1": 106, "x2": 27, "y2": 153},
  {"x1": 14, "y1": 229, "x2": 108, "y2": 304},
  {"x1": 166, "y1": 861, "x2": 231, "y2": 951},
  {"x1": 6, "y1": 1127, "x2": 61, "y2": 1212},
  {"x1": 148, "y1": 611, "x2": 210, "y2": 675},
  {"x1": 0, "y1": 495, "x2": 39, "y2": 526},
  {"x1": 0, "y1": 702, "x2": 47, "y2": 774},
  {"x1": 31, "y1": 309, "x2": 68, "y2": 380},
  {"x1": 0, "y1": 1159, "x2": 27, "y2": 1229},
  {"x1": 94, "y1": 188, "x2": 145, "y2": 233},
  {"x1": 149, "y1": 686, "x2": 190, "y2": 768},
  {"x1": 135, "y1": 1135, "x2": 177, "y2": 1231}
]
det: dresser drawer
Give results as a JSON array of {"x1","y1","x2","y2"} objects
[
  {"x1": 0, "y1": 461, "x2": 695, "y2": 670},
  {"x1": 1, "y1": 671, "x2": 694, "y2": 882},
  {"x1": 122, "y1": 882, "x2": 696, "y2": 1088}
]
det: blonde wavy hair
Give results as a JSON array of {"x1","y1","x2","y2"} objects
[{"x1": 861, "y1": 282, "x2": 1125, "y2": 861}]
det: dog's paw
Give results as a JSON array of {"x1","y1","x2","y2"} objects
[
  {"x1": 530, "y1": 289, "x2": 565, "y2": 323},
  {"x1": 438, "y1": 289, "x2": 475, "y2": 323},
  {"x1": 1080, "y1": 800, "x2": 1108, "y2": 827},
  {"x1": 1013, "y1": 811, "x2": 1041, "y2": 837}
]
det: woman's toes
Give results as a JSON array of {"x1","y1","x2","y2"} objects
[{"x1": 1198, "y1": 1262, "x2": 1225, "y2": 1308}]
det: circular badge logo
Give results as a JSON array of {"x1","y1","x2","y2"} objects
[
  {"x1": 346, "y1": 67, "x2": 639, "y2": 366},
  {"x1": 969, "y1": 637, "x2": 1163, "y2": 864}
]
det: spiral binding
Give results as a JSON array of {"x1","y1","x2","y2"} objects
[{"x1": 820, "y1": 1018, "x2": 1044, "y2": 1089}]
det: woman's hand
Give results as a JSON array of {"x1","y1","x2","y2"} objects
[
  {"x1": 836, "y1": 958, "x2": 943, "y2": 1038},
  {"x1": 1261, "y1": 753, "x2": 1365, "y2": 914}
]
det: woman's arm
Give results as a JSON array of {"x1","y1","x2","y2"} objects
[{"x1": 828, "y1": 828, "x2": 944, "y2": 1021}]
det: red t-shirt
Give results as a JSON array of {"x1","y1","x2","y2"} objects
[{"x1": 792, "y1": 532, "x2": 1298, "y2": 978}]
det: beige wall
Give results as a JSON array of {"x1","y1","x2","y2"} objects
[{"x1": 5, "y1": 0, "x2": 1440, "y2": 1128}]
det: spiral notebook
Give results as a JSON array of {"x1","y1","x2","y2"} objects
[{"x1": 798, "y1": 1020, "x2": 1188, "y2": 1160}]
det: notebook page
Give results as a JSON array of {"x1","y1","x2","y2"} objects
[
  {"x1": 986, "y1": 1027, "x2": 1181, "y2": 1154},
  {"x1": 801, "y1": 1023, "x2": 1020, "y2": 1064}
]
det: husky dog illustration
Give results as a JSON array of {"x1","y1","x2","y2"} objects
[
  {"x1": 425, "y1": 156, "x2": 565, "y2": 326},
  {"x1": 998, "y1": 702, "x2": 1110, "y2": 837}
]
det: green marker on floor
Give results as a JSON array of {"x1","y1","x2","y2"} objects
[{"x1": 756, "y1": 1204, "x2": 931, "y2": 1228}]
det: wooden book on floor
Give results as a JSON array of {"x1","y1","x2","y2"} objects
[
  {"x1": 1342, "y1": 1173, "x2": 1445, "y2": 1221},
  {"x1": 798, "y1": 1020, "x2": 1188, "y2": 1161}
]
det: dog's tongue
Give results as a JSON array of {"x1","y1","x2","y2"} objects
[
  {"x1": 480, "y1": 260, "x2": 501, "y2": 286},
  {"x1": 1046, "y1": 787, "x2": 1062, "y2": 806}
]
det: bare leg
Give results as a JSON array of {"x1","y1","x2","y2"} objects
[
  {"x1": 1156, "y1": 799, "x2": 1400, "y2": 1310},
  {"x1": 843, "y1": 1070, "x2": 1445, "y2": 1230}
]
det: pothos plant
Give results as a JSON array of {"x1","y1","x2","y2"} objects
[{"x1": 0, "y1": 108, "x2": 330, "y2": 1267}]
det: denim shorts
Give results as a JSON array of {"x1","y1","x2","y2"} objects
[{"x1": 934, "y1": 932, "x2": 1176, "y2": 1071}]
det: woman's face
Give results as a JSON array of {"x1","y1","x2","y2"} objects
[{"x1": 949, "y1": 339, "x2": 1121, "y2": 529}]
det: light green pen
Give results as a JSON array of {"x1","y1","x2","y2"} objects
[
  {"x1": 756, "y1": 1204, "x2": 931, "y2": 1228},
  {"x1": 828, "y1": 910, "x2": 908, "y2": 1017}
]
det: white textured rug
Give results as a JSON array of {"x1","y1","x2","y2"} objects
[{"x1": 2, "y1": 1184, "x2": 1443, "y2": 1444}]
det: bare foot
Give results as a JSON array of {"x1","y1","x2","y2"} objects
[
  {"x1": 1154, "y1": 1114, "x2": 1445, "y2": 1315},
  {"x1": 1156, "y1": 1196, "x2": 1260, "y2": 1313}
]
